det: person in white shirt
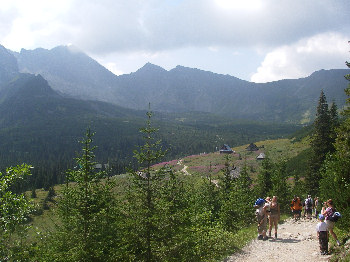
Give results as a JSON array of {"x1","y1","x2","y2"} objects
[{"x1": 316, "y1": 214, "x2": 328, "y2": 255}]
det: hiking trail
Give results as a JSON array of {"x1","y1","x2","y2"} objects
[{"x1": 225, "y1": 217, "x2": 332, "y2": 262}]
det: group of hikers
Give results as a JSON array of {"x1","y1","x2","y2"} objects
[
  {"x1": 254, "y1": 196, "x2": 280, "y2": 241},
  {"x1": 255, "y1": 195, "x2": 341, "y2": 255},
  {"x1": 290, "y1": 195, "x2": 321, "y2": 221}
]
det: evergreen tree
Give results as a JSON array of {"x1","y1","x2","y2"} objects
[
  {"x1": 319, "y1": 60, "x2": 350, "y2": 230},
  {"x1": 219, "y1": 163, "x2": 255, "y2": 232},
  {"x1": 121, "y1": 107, "x2": 167, "y2": 261},
  {"x1": 45, "y1": 186, "x2": 56, "y2": 202},
  {"x1": 269, "y1": 160, "x2": 291, "y2": 212},
  {"x1": 255, "y1": 154, "x2": 273, "y2": 198},
  {"x1": 31, "y1": 187, "x2": 37, "y2": 198},
  {"x1": 41, "y1": 128, "x2": 119, "y2": 261},
  {"x1": 291, "y1": 172, "x2": 305, "y2": 198},
  {"x1": 153, "y1": 167, "x2": 192, "y2": 261},
  {"x1": 305, "y1": 91, "x2": 333, "y2": 196}
]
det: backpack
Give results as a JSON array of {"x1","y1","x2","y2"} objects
[
  {"x1": 329, "y1": 211, "x2": 341, "y2": 222},
  {"x1": 306, "y1": 198, "x2": 312, "y2": 208}
]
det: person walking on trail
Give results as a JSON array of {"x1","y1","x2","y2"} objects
[
  {"x1": 290, "y1": 195, "x2": 302, "y2": 221},
  {"x1": 322, "y1": 199, "x2": 341, "y2": 246},
  {"x1": 268, "y1": 195, "x2": 280, "y2": 239},
  {"x1": 316, "y1": 214, "x2": 329, "y2": 255},
  {"x1": 254, "y1": 198, "x2": 269, "y2": 241},
  {"x1": 305, "y1": 195, "x2": 313, "y2": 220}
]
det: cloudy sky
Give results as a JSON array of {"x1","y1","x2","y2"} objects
[{"x1": 0, "y1": 0, "x2": 349, "y2": 82}]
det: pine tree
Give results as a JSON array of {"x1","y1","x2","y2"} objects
[
  {"x1": 122, "y1": 106, "x2": 167, "y2": 261},
  {"x1": 329, "y1": 101, "x2": 339, "y2": 150},
  {"x1": 319, "y1": 59, "x2": 350, "y2": 230},
  {"x1": 42, "y1": 128, "x2": 119, "y2": 261},
  {"x1": 269, "y1": 160, "x2": 291, "y2": 212},
  {"x1": 305, "y1": 90, "x2": 333, "y2": 196},
  {"x1": 255, "y1": 154, "x2": 273, "y2": 198},
  {"x1": 219, "y1": 161, "x2": 255, "y2": 232}
]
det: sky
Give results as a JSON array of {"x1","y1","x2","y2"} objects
[{"x1": 0, "y1": 0, "x2": 349, "y2": 83}]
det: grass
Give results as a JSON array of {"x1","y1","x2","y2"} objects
[
  {"x1": 329, "y1": 227, "x2": 350, "y2": 262},
  {"x1": 173, "y1": 138, "x2": 310, "y2": 184},
  {"x1": 22, "y1": 137, "x2": 313, "y2": 259}
]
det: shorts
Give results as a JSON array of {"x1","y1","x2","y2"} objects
[
  {"x1": 292, "y1": 209, "x2": 301, "y2": 215},
  {"x1": 326, "y1": 220, "x2": 335, "y2": 230},
  {"x1": 306, "y1": 208, "x2": 312, "y2": 215},
  {"x1": 270, "y1": 214, "x2": 279, "y2": 221},
  {"x1": 258, "y1": 218, "x2": 267, "y2": 234}
]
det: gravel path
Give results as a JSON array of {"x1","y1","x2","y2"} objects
[{"x1": 225, "y1": 218, "x2": 332, "y2": 262}]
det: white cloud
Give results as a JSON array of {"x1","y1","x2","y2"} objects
[
  {"x1": 0, "y1": 0, "x2": 72, "y2": 50},
  {"x1": 250, "y1": 33, "x2": 349, "y2": 83},
  {"x1": 0, "y1": 0, "x2": 349, "y2": 80}
]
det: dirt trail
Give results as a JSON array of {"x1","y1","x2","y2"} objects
[{"x1": 225, "y1": 218, "x2": 332, "y2": 262}]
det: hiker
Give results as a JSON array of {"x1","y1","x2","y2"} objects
[
  {"x1": 290, "y1": 195, "x2": 302, "y2": 221},
  {"x1": 254, "y1": 198, "x2": 269, "y2": 241},
  {"x1": 322, "y1": 199, "x2": 341, "y2": 246},
  {"x1": 316, "y1": 214, "x2": 329, "y2": 255},
  {"x1": 314, "y1": 197, "x2": 321, "y2": 218},
  {"x1": 305, "y1": 195, "x2": 313, "y2": 220},
  {"x1": 268, "y1": 196, "x2": 280, "y2": 239}
]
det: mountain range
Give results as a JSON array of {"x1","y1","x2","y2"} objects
[
  {"x1": 8, "y1": 45, "x2": 349, "y2": 124},
  {"x1": 0, "y1": 43, "x2": 348, "y2": 187}
]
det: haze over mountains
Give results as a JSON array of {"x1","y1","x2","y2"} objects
[{"x1": 7, "y1": 45, "x2": 348, "y2": 124}]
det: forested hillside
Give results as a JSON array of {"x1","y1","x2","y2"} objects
[{"x1": 0, "y1": 72, "x2": 299, "y2": 190}]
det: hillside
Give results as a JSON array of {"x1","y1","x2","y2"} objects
[
  {"x1": 155, "y1": 138, "x2": 310, "y2": 183},
  {"x1": 0, "y1": 70, "x2": 300, "y2": 188},
  {"x1": 10, "y1": 45, "x2": 349, "y2": 123}
]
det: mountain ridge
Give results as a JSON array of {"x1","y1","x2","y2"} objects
[{"x1": 2, "y1": 44, "x2": 349, "y2": 123}]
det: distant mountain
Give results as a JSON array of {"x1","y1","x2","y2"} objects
[
  {"x1": 6, "y1": 45, "x2": 349, "y2": 123},
  {"x1": 15, "y1": 45, "x2": 119, "y2": 103},
  {"x1": 0, "y1": 73, "x2": 145, "y2": 161},
  {"x1": 0, "y1": 45, "x2": 18, "y2": 86},
  {"x1": 0, "y1": 69, "x2": 299, "y2": 188}
]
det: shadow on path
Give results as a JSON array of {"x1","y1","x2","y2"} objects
[{"x1": 268, "y1": 237, "x2": 300, "y2": 244}]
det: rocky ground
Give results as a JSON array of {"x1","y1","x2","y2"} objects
[{"x1": 225, "y1": 217, "x2": 335, "y2": 262}]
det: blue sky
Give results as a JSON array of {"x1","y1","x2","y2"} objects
[{"x1": 0, "y1": 0, "x2": 349, "y2": 82}]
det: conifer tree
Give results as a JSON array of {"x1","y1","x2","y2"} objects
[
  {"x1": 305, "y1": 91, "x2": 330, "y2": 195},
  {"x1": 43, "y1": 128, "x2": 118, "y2": 261},
  {"x1": 219, "y1": 161, "x2": 255, "y2": 232},
  {"x1": 319, "y1": 59, "x2": 350, "y2": 229},
  {"x1": 122, "y1": 106, "x2": 167, "y2": 261},
  {"x1": 255, "y1": 154, "x2": 273, "y2": 198},
  {"x1": 269, "y1": 160, "x2": 291, "y2": 212}
]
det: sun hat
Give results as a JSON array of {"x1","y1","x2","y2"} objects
[
  {"x1": 318, "y1": 214, "x2": 325, "y2": 220},
  {"x1": 254, "y1": 198, "x2": 265, "y2": 207}
]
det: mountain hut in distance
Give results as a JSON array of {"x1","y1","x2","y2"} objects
[
  {"x1": 219, "y1": 144, "x2": 234, "y2": 154},
  {"x1": 246, "y1": 143, "x2": 259, "y2": 151}
]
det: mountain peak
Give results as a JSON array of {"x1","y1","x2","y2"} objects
[{"x1": 136, "y1": 63, "x2": 167, "y2": 74}]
